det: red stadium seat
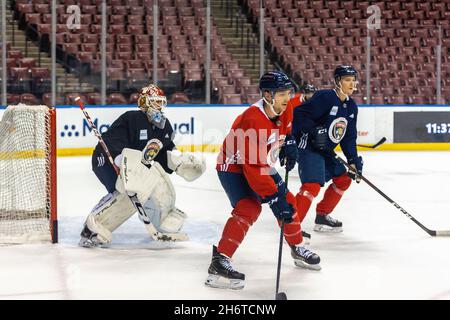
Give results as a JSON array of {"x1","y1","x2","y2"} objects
[
  {"x1": 126, "y1": 60, "x2": 145, "y2": 70},
  {"x1": 244, "y1": 93, "x2": 262, "y2": 104},
  {"x1": 86, "y1": 92, "x2": 102, "y2": 105},
  {"x1": 34, "y1": 4, "x2": 49, "y2": 14},
  {"x1": 108, "y1": 93, "x2": 128, "y2": 104},
  {"x1": 117, "y1": 35, "x2": 133, "y2": 44},
  {"x1": 20, "y1": 93, "x2": 40, "y2": 105},
  {"x1": 81, "y1": 5, "x2": 97, "y2": 14},
  {"x1": 7, "y1": 94, "x2": 21, "y2": 105},
  {"x1": 223, "y1": 94, "x2": 242, "y2": 104},
  {"x1": 82, "y1": 34, "x2": 99, "y2": 43},
  {"x1": 8, "y1": 50, "x2": 23, "y2": 60},
  {"x1": 128, "y1": 15, "x2": 144, "y2": 25},
  {"x1": 129, "y1": 93, "x2": 140, "y2": 104},
  {"x1": 80, "y1": 44, "x2": 97, "y2": 53},
  {"x1": 370, "y1": 95, "x2": 384, "y2": 104},
  {"x1": 390, "y1": 96, "x2": 405, "y2": 105},
  {"x1": 170, "y1": 92, "x2": 190, "y2": 104}
]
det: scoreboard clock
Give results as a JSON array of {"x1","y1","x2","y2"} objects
[{"x1": 394, "y1": 111, "x2": 450, "y2": 143}]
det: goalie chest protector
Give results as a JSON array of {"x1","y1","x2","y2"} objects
[{"x1": 93, "y1": 110, "x2": 176, "y2": 173}]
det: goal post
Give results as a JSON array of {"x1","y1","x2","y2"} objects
[{"x1": 0, "y1": 104, "x2": 57, "y2": 244}]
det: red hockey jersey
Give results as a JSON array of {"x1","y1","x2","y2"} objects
[
  {"x1": 287, "y1": 92, "x2": 305, "y2": 109},
  {"x1": 216, "y1": 99, "x2": 293, "y2": 197}
]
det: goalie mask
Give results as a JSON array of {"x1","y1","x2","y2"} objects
[{"x1": 138, "y1": 84, "x2": 168, "y2": 129}]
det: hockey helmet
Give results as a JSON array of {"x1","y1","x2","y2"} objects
[
  {"x1": 333, "y1": 65, "x2": 358, "y2": 84},
  {"x1": 259, "y1": 71, "x2": 294, "y2": 94},
  {"x1": 301, "y1": 83, "x2": 317, "y2": 94}
]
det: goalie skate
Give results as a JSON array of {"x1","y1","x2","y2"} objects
[{"x1": 79, "y1": 225, "x2": 102, "y2": 248}]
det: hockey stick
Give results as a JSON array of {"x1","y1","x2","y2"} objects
[
  {"x1": 331, "y1": 151, "x2": 450, "y2": 237},
  {"x1": 357, "y1": 137, "x2": 387, "y2": 149},
  {"x1": 275, "y1": 170, "x2": 289, "y2": 300},
  {"x1": 75, "y1": 97, "x2": 181, "y2": 242}
]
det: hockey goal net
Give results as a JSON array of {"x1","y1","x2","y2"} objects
[{"x1": 0, "y1": 104, "x2": 57, "y2": 243}]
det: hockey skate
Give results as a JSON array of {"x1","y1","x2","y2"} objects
[
  {"x1": 79, "y1": 225, "x2": 103, "y2": 248},
  {"x1": 314, "y1": 214, "x2": 343, "y2": 233},
  {"x1": 290, "y1": 245, "x2": 321, "y2": 270},
  {"x1": 205, "y1": 246, "x2": 245, "y2": 290}
]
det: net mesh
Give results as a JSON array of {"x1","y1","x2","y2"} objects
[{"x1": 0, "y1": 104, "x2": 53, "y2": 243}]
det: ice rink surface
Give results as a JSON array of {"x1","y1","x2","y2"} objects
[{"x1": 1, "y1": 151, "x2": 450, "y2": 300}]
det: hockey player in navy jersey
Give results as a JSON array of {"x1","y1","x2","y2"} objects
[
  {"x1": 79, "y1": 84, "x2": 206, "y2": 247},
  {"x1": 292, "y1": 65, "x2": 363, "y2": 233}
]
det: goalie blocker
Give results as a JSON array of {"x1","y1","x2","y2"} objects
[{"x1": 80, "y1": 148, "x2": 205, "y2": 247}]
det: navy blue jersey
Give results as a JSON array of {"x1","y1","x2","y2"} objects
[
  {"x1": 94, "y1": 110, "x2": 176, "y2": 173},
  {"x1": 292, "y1": 89, "x2": 358, "y2": 160}
]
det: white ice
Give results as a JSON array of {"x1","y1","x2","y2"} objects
[{"x1": 1, "y1": 151, "x2": 450, "y2": 300}]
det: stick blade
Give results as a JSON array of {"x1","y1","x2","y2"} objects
[
  {"x1": 373, "y1": 136, "x2": 387, "y2": 148},
  {"x1": 276, "y1": 292, "x2": 288, "y2": 300},
  {"x1": 357, "y1": 137, "x2": 387, "y2": 149},
  {"x1": 435, "y1": 230, "x2": 450, "y2": 237}
]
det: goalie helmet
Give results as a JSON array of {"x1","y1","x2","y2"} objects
[{"x1": 138, "y1": 84, "x2": 168, "y2": 129}]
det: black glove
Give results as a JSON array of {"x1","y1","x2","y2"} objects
[
  {"x1": 279, "y1": 134, "x2": 297, "y2": 172},
  {"x1": 265, "y1": 190, "x2": 294, "y2": 223},
  {"x1": 348, "y1": 156, "x2": 363, "y2": 183},
  {"x1": 310, "y1": 125, "x2": 329, "y2": 153}
]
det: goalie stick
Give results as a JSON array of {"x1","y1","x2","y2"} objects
[
  {"x1": 75, "y1": 97, "x2": 181, "y2": 242},
  {"x1": 357, "y1": 137, "x2": 387, "y2": 149},
  {"x1": 331, "y1": 151, "x2": 450, "y2": 237}
]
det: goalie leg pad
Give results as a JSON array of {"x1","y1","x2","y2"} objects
[
  {"x1": 85, "y1": 214, "x2": 112, "y2": 245},
  {"x1": 93, "y1": 191, "x2": 136, "y2": 231},
  {"x1": 84, "y1": 191, "x2": 136, "y2": 245},
  {"x1": 134, "y1": 158, "x2": 186, "y2": 236},
  {"x1": 116, "y1": 148, "x2": 189, "y2": 241},
  {"x1": 143, "y1": 197, "x2": 185, "y2": 232},
  {"x1": 159, "y1": 207, "x2": 187, "y2": 234}
]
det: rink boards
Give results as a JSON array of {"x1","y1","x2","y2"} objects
[{"x1": 1, "y1": 104, "x2": 450, "y2": 155}]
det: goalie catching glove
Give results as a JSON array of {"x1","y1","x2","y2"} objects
[{"x1": 167, "y1": 150, "x2": 206, "y2": 182}]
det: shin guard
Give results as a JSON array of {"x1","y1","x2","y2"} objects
[
  {"x1": 295, "y1": 183, "x2": 321, "y2": 223},
  {"x1": 218, "y1": 197, "x2": 261, "y2": 258},
  {"x1": 316, "y1": 174, "x2": 352, "y2": 215}
]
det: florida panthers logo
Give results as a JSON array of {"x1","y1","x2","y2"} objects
[
  {"x1": 267, "y1": 143, "x2": 281, "y2": 167},
  {"x1": 142, "y1": 138, "x2": 163, "y2": 165},
  {"x1": 266, "y1": 133, "x2": 284, "y2": 167},
  {"x1": 328, "y1": 117, "x2": 348, "y2": 143}
]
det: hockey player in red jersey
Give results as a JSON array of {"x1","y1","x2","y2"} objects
[{"x1": 205, "y1": 72, "x2": 321, "y2": 290}]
